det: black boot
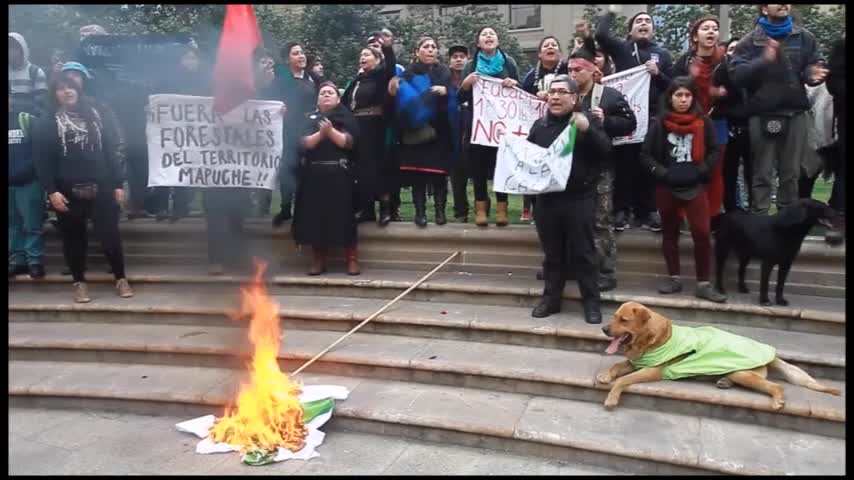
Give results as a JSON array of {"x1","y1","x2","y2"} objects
[
  {"x1": 378, "y1": 200, "x2": 392, "y2": 226},
  {"x1": 413, "y1": 183, "x2": 428, "y2": 227},
  {"x1": 531, "y1": 298, "x2": 561, "y2": 318},
  {"x1": 434, "y1": 178, "x2": 448, "y2": 226},
  {"x1": 582, "y1": 299, "x2": 602, "y2": 324}
]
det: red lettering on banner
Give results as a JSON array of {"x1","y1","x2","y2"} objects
[
  {"x1": 512, "y1": 125, "x2": 527, "y2": 137},
  {"x1": 472, "y1": 118, "x2": 492, "y2": 144},
  {"x1": 493, "y1": 121, "x2": 507, "y2": 143}
]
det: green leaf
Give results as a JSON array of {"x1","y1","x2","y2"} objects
[{"x1": 242, "y1": 449, "x2": 279, "y2": 466}]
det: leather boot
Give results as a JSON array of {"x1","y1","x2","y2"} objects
[
  {"x1": 531, "y1": 298, "x2": 561, "y2": 318},
  {"x1": 475, "y1": 201, "x2": 489, "y2": 227},
  {"x1": 496, "y1": 201, "x2": 509, "y2": 227},
  {"x1": 413, "y1": 184, "x2": 428, "y2": 227},
  {"x1": 378, "y1": 200, "x2": 392, "y2": 226},
  {"x1": 344, "y1": 244, "x2": 361, "y2": 275},
  {"x1": 308, "y1": 245, "x2": 328, "y2": 276},
  {"x1": 434, "y1": 179, "x2": 448, "y2": 226},
  {"x1": 582, "y1": 298, "x2": 603, "y2": 324}
]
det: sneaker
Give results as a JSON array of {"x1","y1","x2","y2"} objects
[
  {"x1": 642, "y1": 212, "x2": 662, "y2": 232},
  {"x1": 520, "y1": 209, "x2": 531, "y2": 222},
  {"x1": 116, "y1": 278, "x2": 134, "y2": 298},
  {"x1": 658, "y1": 276, "x2": 683, "y2": 294},
  {"x1": 696, "y1": 283, "x2": 727, "y2": 303},
  {"x1": 73, "y1": 282, "x2": 92, "y2": 303},
  {"x1": 613, "y1": 211, "x2": 629, "y2": 232},
  {"x1": 9, "y1": 264, "x2": 27, "y2": 278},
  {"x1": 28, "y1": 264, "x2": 45, "y2": 280}
]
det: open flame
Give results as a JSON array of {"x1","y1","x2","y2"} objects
[{"x1": 209, "y1": 261, "x2": 307, "y2": 453}]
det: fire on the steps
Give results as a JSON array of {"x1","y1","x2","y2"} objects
[{"x1": 208, "y1": 260, "x2": 307, "y2": 453}]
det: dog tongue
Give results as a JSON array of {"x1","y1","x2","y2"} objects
[{"x1": 605, "y1": 335, "x2": 627, "y2": 355}]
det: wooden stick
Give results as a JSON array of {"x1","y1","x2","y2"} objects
[{"x1": 289, "y1": 251, "x2": 461, "y2": 376}]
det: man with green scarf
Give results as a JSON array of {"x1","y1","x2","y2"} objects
[{"x1": 729, "y1": 4, "x2": 827, "y2": 215}]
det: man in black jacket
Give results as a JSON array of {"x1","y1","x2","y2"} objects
[
  {"x1": 528, "y1": 75, "x2": 612, "y2": 323},
  {"x1": 569, "y1": 41, "x2": 637, "y2": 292},
  {"x1": 595, "y1": 8, "x2": 673, "y2": 232},
  {"x1": 729, "y1": 4, "x2": 826, "y2": 215}
]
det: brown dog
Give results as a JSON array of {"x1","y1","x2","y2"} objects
[{"x1": 595, "y1": 301, "x2": 842, "y2": 410}]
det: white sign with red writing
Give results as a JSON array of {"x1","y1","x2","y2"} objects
[
  {"x1": 601, "y1": 65, "x2": 650, "y2": 145},
  {"x1": 470, "y1": 76, "x2": 547, "y2": 148}
]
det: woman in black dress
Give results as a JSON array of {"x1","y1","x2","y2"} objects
[
  {"x1": 342, "y1": 34, "x2": 397, "y2": 225},
  {"x1": 388, "y1": 36, "x2": 457, "y2": 227},
  {"x1": 292, "y1": 82, "x2": 361, "y2": 276}
]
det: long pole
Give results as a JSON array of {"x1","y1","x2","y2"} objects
[{"x1": 289, "y1": 251, "x2": 461, "y2": 376}]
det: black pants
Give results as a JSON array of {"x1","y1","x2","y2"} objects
[
  {"x1": 203, "y1": 188, "x2": 249, "y2": 267},
  {"x1": 126, "y1": 142, "x2": 149, "y2": 212},
  {"x1": 411, "y1": 173, "x2": 448, "y2": 206},
  {"x1": 832, "y1": 111, "x2": 846, "y2": 213},
  {"x1": 613, "y1": 142, "x2": 655, "y2": 218},
  {"x1": 56, "y1": 185, "x2": 126, "y2": 283},
  {"x1": 534, "y1": 192, "x2": 600, "y2": 306},
  {"x1": 469, "y1": 144, "x2": 508, "y2": 203},
  {"x1": 449, "y1": 161, "x2": 469, "y2": 218},
  {"x1": 151, "y1": 187, "x2": 194, "y2": 216},
  {"x1": 723, "y1": 125, "x2": 752, "y2": 212}
]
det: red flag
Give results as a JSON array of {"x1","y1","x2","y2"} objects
[{"x1": 213, "y1": 4, "x2": 261, "y2": 114}]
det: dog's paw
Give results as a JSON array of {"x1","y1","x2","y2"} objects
[
  {"x1": 596, "y1": 372, "x2": 614, "y2": 385},
  {"x1": 603, "y1": 395, "x2": 620, "y2": 410},
  {"x1": 738, "y1": 284, "x2": 750, "y2": 294},
  {"x1": 771, "y1": 397, "x2": 786, "y2": 411},
  {"x1": 716, "y1": 377, "x2": 734, "y2": 389},
  {"x1": 775, "y1": 297, "x2": 789, "y2": 306}
]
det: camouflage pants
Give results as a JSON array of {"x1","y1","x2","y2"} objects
[{"x1": 595, "y1": 170, "x2": 617, "y2": 281}]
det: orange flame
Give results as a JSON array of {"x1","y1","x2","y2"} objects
[{"x1": 209, "y1": 260, "x2": 307, "y2": 453}]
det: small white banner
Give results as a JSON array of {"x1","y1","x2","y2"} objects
[
  {"x1": 601, "y1": 65, "x2": 650, "y2": 145},
  {"x1": 146, "y1": 94, "x2": 284, "y2": 189},
  {"x1": 470, "y1": 76, "x2": 548, "y2": 148},
  {"x1": 494, "y1": 122, "x2": 575, "y2": 194}
]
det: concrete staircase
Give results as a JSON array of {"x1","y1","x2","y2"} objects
[{"x1": 8, "y1": 220, "x2": 846, "y2": 475}]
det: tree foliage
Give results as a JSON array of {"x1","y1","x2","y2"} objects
[
  {"x1": 728, "y1": 4, "x2": 845, "y2": 59},
  {"x1": 649, "y1": 4, "x2": 714, "y2": 56}
]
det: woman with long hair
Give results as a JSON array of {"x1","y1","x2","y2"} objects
[
  {"x1": 388, "y1": 36, "x2": 457, "y2": 227},
  {"x1": 292, "y1": 82, "x2": 361, "y2": 275},
  {"x1": 640, "y1": 77, "x2": 726, "y2": 303},
  {"x1": 32, "y1": 77, "x2": 133, "y2": 303},
  {"x1": 342, "y1": 33, "x2": 397, "y2": 225},
  {"x1": 459, "y1": 27, "x2": 521, "y2": 227}
]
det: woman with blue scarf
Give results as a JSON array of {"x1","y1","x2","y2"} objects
[
  {"x1": 459, "y1": 27, "x2": 521, "y2": 227},
  {"x1": 388, "y1": 36, "x2": 457, "y2": 227}
]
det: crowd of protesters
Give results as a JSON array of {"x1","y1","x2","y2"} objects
[{"x1": 8, "y1": 5, "x2": 846, "y2": 323}]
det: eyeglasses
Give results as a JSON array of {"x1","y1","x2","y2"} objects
[{"x1": 547, "y1": 89, "x2": 574, "y2": 97}]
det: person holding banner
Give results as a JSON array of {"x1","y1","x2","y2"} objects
[
  {"x1": 460, "y1": 27, "x2": 520, "y2": 227},
  {"x1": 342, "y1": 33, "x2": 397, "y2": 226},
  {"x1": 595, "y1": 8, "x2": 673, "y2": 233},
  {"x1": 292, "y1": 82, "x2": 361, "y2": 276},
  {"x1": 388, "y1": 36, "x2": 457, "y2": 228},
  {"x1": 640, "y1": 77, "x2": 727, "y2": 303},
  {"x1": 527, "y1": 75, "x2": 612, "y2": 323},
  {"x1": 569, "y1": 39, "x2": 638, "y2": 293},
  {"x1": 33, "y1": 77, "x2": 133, "y2": 303}
]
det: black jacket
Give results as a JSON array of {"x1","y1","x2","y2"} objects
[
  {"x1": 672, "y1": 52, "x2": 749, "y2": 124},
  {"x1": 595, "y1": 12, "x2": 673, "y2": 118},
  {"x1": 527, "y1": 112, "x2": 612, "y2": 198},
  {"x1": 342, "y1": 45, "x2": 396, "y2": 114},
  {"x1": 640, "y1": 116, "x2": 720, "y2": 200},
  {"x1": 579, "y1": 84, "x2": 637, "y2": 141},
  {"x1": 729, "y1": 23, "x2": 821, "y2": 116},
  {"x1": 521, "y1": 61, "x2": 568, "y2": 96},
  {"x1": 827, "y1": 36, "x2": 846, "y2": 110},
  {"x1": 32, "y1": 108, "x2": 125, "y2": 195}
]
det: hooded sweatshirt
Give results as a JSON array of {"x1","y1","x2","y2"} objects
[{"x1": 8, "y1": 33, "x2": 48, "y2": 117}]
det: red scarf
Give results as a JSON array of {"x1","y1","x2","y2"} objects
[
  {"x1": 662, "y1": 112, "x2": 705, "y2": 164},
  {"x1": 689, "y1": 47, "x2": 724, "y2": 113}
]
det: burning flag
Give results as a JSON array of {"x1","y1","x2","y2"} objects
[
  {"x1": 212, "y1": 4, "x2": 261, "y2": 114},
  {"x1": 176, "y1": 261, "x2": 349, "y2": 465}
]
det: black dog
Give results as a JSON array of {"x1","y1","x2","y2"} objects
[{"x1": 715, "y1": 199, "x2": 836, "y2": 306}]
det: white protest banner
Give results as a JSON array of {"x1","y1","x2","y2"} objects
[
  {"x1": 601, "y1": 65, "x2": 650, "y2": 145},
  {"x1": 471, "y1": 75, "x2": 547, "y2": 148},
  {"x1": 494, "y1": 122, "x2": 576, "y2": 194},
  {"x1": 146, "y1": 94, "x2": 284, "y2": 189}
]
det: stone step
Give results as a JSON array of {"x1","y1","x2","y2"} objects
[
  {"x1": 41, "y1": 220, "x2": 845, "y2": 266},
  {"x1": 8, "y1": 288, "x2": 845, "y2": 382},
  {"x1": 8, "y1": 322, "x2": 845, "y2": 437},
  {"x1": 8, "y1": 361, "x2": 844, "y2": 475},
  {"x1": 10, "y1": 265, "x2": 845, "y2": 336},
  {"x1": 9, "y1": 407, "x2": 624, "y2": 476}
]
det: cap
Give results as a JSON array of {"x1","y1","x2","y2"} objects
[
  {"x1": 448, "y1": 44, "x2": 469, "y2": 57},
  {"x1": 61, "y1": 61, "x2": 92, "y2": 79}
]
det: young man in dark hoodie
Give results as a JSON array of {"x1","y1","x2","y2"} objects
[
  {"x1": 527, "y1": 75, "x2": 613, "y2": 324},
  {"x1": 595, "y1": 7, "x2": 673, "y2": 232},
  {"x1": 8, "y1": 85, "x2": 45, "y2": 279},
  {"x1": 729, "y1": 4, "x2": 826, "y2": 215},
  {"x1": 569, "y1": 39, "x2": 637, "y2": 292}
]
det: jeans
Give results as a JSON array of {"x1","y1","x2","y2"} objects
[{"x1": 8, "y1": 181, "x2": 45, "y2": 266}]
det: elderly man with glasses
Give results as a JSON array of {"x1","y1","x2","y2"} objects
[{"x1": 527, "y1": 75, "x2": 613, "y2": 323}]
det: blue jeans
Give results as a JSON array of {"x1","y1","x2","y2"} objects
[{"x1": 9, "y1": 181, "x2": 45, "y2": 266}]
